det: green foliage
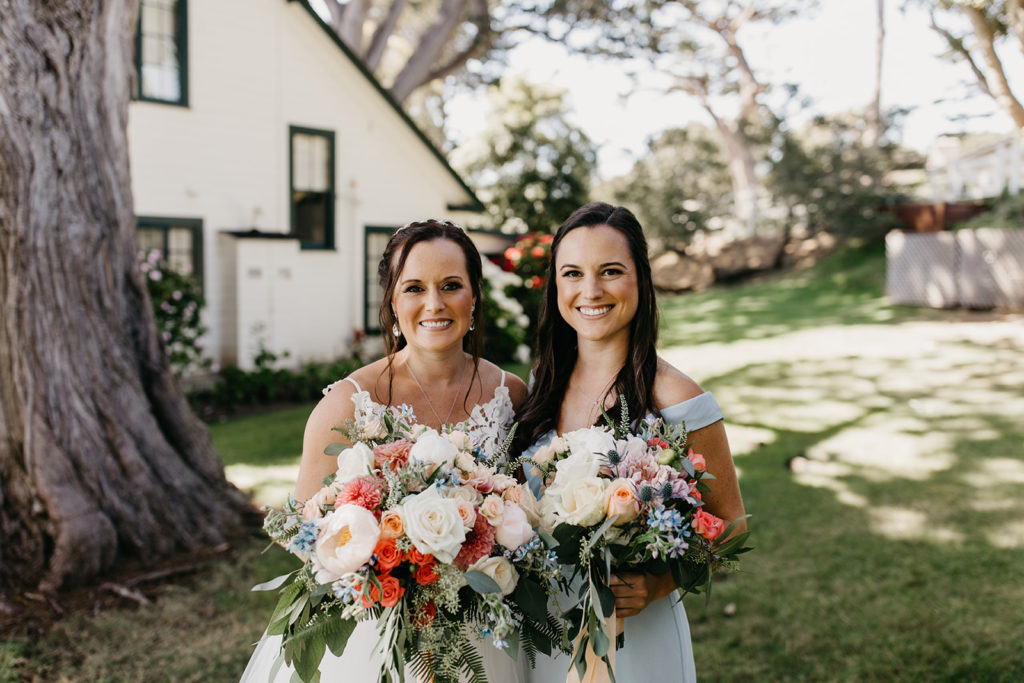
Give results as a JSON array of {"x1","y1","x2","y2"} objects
[
  {"x1": 139, "y1": 248, "x2": 211, "y2": 377},
  {"x1": 454, "y1": 76, "x2": 596, "y2": 235},
  {"x1": 766, "y1": 111, "x2": 918, "y2": 239},
  {"x1": 189, "y1": 346, "x2": 363, "y2": 421},
  {"x1": 499, "y1": 231, "x2": 553, "y2": 343},
  {"x1": 608, "y1": 124, "x2": 735, "y2": 247},
  {"x1": 953, "y1": 188, "x2": 1024, "y2": 230},
  {"x1": 479, "y1": 260, "x2": 531, "y2": 364}
]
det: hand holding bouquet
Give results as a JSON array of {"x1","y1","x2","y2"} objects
[{"x1": 257, "y1": 410, "x2": 566, "y2": 683}]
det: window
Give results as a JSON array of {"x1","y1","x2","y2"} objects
[
  {"x1": 364, "y1": 226, "x2": 395, "y2": 333},
  {"x1": 290, "y1": 127, "x2": 336, "y2": 249},
  {"x1": 135, "y1": 0, "x2": 188, "y2": 106},
  {"x1": 136, "y1": 216, "x2": 203, "y2": 284}
]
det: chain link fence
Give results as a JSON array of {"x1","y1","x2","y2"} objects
[{"x1": 886, "y1": 229, "x2": 1024, "y2": 310}]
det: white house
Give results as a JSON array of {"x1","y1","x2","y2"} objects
[
  {"x1": 926, "y1": 131, "x2": 1024, "y2": 202},
  {"x1": 128, "y1": 0, "x2": 484, "y2": 370}
]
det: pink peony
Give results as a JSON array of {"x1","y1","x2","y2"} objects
[
  {"x1": 454, "y1": 514, "x2": 496, "y2": 569},
  {"x1": 687, "y1": 449, "x2": 707, "y2": 472},
  {"x1": 374, "y1": 439, "x2": 413, "y2": 472},
  {"x1": 337, "y1": 476, "x2": 384, "y2": 512}
]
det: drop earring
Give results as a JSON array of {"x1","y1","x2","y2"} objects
[
  {"x1": 392, "y1": 323, "x2": 401, "y2": 338},
  {"x1": 469, "y1": 303, "x2": 476, "y2": 332}
]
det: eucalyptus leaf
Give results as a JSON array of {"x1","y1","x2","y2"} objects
[
  {"x1": 252, "y1": 571, "x2": 296, "y2": 592},
  {"x1": 464, "y1": 570, "x2": 502, "y2": 594},
  {"x1": 538, "y1": 531, "x2": 559, "y2": 549},
  {"x1": 324, "y1": 443, "x2": 346, "y2": 456}
]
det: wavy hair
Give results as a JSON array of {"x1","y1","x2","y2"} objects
[
  {"x1": 515, "y1": 202, "x2": 660, "y2": 449},
  {"x1": 376, "y1": 219, "x2": 484, "y2": 407}
]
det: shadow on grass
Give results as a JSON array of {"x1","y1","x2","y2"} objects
[{"x1": 684, "y1": 333, "x2": 1024, "y2": 681}]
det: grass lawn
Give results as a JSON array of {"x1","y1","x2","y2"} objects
[{"x1": 4, "y1": 242, "x2": 1022, "y2": 681}]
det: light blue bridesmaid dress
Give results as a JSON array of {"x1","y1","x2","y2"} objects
[{"x1": 521, "y1": 392, "x2": 724, "y2": 683}]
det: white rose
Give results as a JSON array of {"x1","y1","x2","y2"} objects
[
  {"x1": 531, "y1": 444, "x2": 556, "y2": 465},
  {"x1": 312, "y1": 504, "x2": 380, "y2": 583},
  {"x1": 479, "y1": 494, "x2": 505, "y2": 526},
  {"x1": 563, "y1": 427, "x2": 617, "y2": 461},
  {"x1": 446, "y1": 430, "x2": 472, "y2": 450},
  {"x1": 409, "y1": 429, "x2": 458, "y2": 473},
  {"x1": 551, "y1": 476, "x2": 608, "y2": 527},
  {"x1": 549, "y1": 436, "x2": 568, "y2": 454},
  {"x1": 469, "y1": 556, "x2": 519, "y2": 596},
  {"x1": 362, "y1": 419, "x2": 387, "y2": 440},
  {"x1": 445, "y1": 485, "x2": 483, "y2": 506},
  {"x1": 455, "y1": 452, "x2": 477, "y2": 472},
  {"x1": 402, "y1": 486, "x2": 467, "y2": 563},
  {"x1": 335, "y1": 442, "x2": 375, "y2": 484},
  {"x1": 550, "y1": 450, "x2": 602, "y2": 491},
  {"x1": 495, "y1": 501, "x2": 535, "y2": 550},
  {"x1": 516, "y1": 484, "x2": 544, "y2": 529}
]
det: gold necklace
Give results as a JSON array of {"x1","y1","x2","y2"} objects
[{"x1": 406, "y1": 356, "x2": 468, "y2": 427}]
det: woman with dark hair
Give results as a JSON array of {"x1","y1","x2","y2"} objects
[
  {"x1": 241, "y1": 219, "x2": 528, "y2": 682},
  {"x1": 516, "y1": 203, "x2": 746, "y2": 683}
]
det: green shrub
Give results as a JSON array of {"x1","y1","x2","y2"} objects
[{"x1": 140, "y1": 249, "x2": 211, "y2": 377}]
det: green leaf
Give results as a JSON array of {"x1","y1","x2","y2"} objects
[
  {"x1": 253, "y1": 570, "x2": 297, "y2": 592},
  {"x1": 324, "y1": 443, "x2": 346, "y2": 456},
  {"x1": 593, "y1": 578, "x2": 615, "y2": 620},
  {"x1": 325, "y1": 618, "x2": 357, "y2": 657},
  {"x1": 292, "y1": 632, "x2": 326, "y2": 683},
  {"x1": 464, "y1": 570, "x2": 502, "y2": 594},
  {"x1": 269, "y1": 580, "x2": 304, "y2": 624},
  {"x1": 590, "y1": 615, "x2": 610, "y2": 657},
  {"x1": 538, "y1": 531, "x2": 559, "y2": 548},
  {"x1": 513, "y1": 577, "x2": 550, "y2": 624}
]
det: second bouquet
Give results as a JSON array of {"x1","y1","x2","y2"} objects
[{"x1": 258, "y1": 409, "x2": 567, "y2": 683}]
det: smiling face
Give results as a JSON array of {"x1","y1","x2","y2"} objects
[
  {"x1": 391, "y1": 237, "x2": 475, "y2": 353},
  {"x1": 554, "y1": 224, "x2": 639, "y2": 346}
]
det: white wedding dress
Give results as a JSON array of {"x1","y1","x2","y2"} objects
[
  {"x1": 240, "y1": 373, "x2": 527, "y2": 683},
  {"x1": 520, "y1": 392, "x2": 724, "y2": 683}
]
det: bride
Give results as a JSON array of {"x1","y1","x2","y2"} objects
[
  {"x1": 515, "y1": 202, "x2": 747, "y2": 683},
  {"x1": 240, "y1": 219, "x2": 528, "y2": 682}
]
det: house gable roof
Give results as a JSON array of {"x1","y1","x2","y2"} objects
[{"x1": 288, "y1": 0, "x2": 483, "y2": 212}]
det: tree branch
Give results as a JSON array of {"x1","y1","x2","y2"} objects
[
  {"x1": 364, "y1": 0, "x2": 408, "y2": 72},
  {"x1": 962, "y1": 4, "x2": 1024, "y2": 127},
  {"x1": 929, "y1": 10, "x2": 993, "y2": 97},
  {"x1": 388, "y1": 0, "x2": 471, "y2": 103}
]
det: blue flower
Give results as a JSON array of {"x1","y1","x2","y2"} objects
[{"x1": 285, "y1": 520, "x2": 318, "y2": 556}]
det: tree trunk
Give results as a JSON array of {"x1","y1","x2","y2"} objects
[
  {"x1": 0, "y1": 0, "x2": 253, "y2": 593},
  {"x1": 964, "y1": 5, "x2": 1024, "y2": 129},
  {"x1": 865, "y1": 0, "x2": 885, "y2": 147},
  {"x1": 715, "y1": 117, "x2": 760, "y2": 237}
]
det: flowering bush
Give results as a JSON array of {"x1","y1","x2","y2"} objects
[
  {"x1": 501, "y1": 233, "x2": 553, "y2": 346},
  {"x1": 258, "y1": 409, "x2": 567, "y2": 682},
  {"x1": 139, "y1": 249, "x2": 211, "y2": 377},
  {"x1": 480, "y1": 259, "x2": 531, "y2": 365},
  {"x1": 521, "y1": 400, "x2": 750, "y2": 679}
]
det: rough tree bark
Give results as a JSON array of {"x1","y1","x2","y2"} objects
[
  {"x1": 962, "y1": 4, "x2": 1024, "y2": 128},
  {"x1": 0, "y1": 0, "x2": 253, "y2": 593}
]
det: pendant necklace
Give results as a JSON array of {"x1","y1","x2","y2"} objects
[{"x1": 406, "y1": 355, "x2": 467, "y2": 427}]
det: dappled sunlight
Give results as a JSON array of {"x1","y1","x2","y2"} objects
[
  {"x1": 986, "y1": 520, "x2": 1024, "y2": 550},
  {"x1": 226, "y1": 463, "x2": 299, "y2": 507},
  {"x1": 790, "y1": 458, "x2": 869, "y2": 508},
  {"x1": 963, "y1": 458, "x2": 1024, "y2": 488},
  {"x1": 725, "y1": 398, "x2": 866, "y2": 432},
  {"x1": 807, "y1": 425, "x2": 955, "y2": 482},
  {"x1": 725, "y1": 424, "x2": 776, "y2": 456},
  {"x1": 868, "y1": 506, "x2": 964, "y2": 545}
]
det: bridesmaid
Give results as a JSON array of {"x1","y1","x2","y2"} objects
[{"x1": 515, "y1": 202, "x2": 747, "y2": 682}]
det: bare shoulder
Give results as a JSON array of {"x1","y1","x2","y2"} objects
[
  {"x1": 653, "y1": 357, "x2": 704, "y2": 409},
  {"x1": 472, "y1": 359, "x2": 522, "y2": 405},
  {"x1": 309, "y1": 360, "x2": 384, "y2": 429}
]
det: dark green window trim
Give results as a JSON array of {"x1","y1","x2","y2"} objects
[
  {"x1": 134, "y1": 0, "x2": 189, "y2": 107},
  {"x1": 136, "y1": 216, "x2": 204, "y2": 288},
  {"x1": 289, "y1": 125, "x2": 336, "y2": 250},
  {"x1": 364, "y1": 225, "x2": 396, "y2": 334}
]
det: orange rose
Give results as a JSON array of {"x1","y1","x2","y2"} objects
[
  {"x1": 360, "y1": 580, "x2": 382, "y2": 608},
  {"x1": 604, "y1": 478, "x2": 639, "y2": 526},
  {"x1": 414, "y1": 561, "x2": 440, "y2": 586},
  {"x1": 407, "y1": 547, "x2": 433, "y2": 565},
  {"x1": 687, "y1": 449, "x2": 707, "y2": 472},
  {"x1": 379, "y1": 573, "x2": 405, "y2": 608},
  {"x1": 692, "y1": 509, "x2": 724, "y2": 541},
  {"x1": 379, "y1": 510, "x2": 404, "y2": 539},
  {"x1": 374, "y1": 538, "x2": 403, "y2": 573}
]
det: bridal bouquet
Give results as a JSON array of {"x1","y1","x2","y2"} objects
[
  {"x1": 256, "y1": 410, "x2": 566, "y2": 683},
  {"x1": 525, "y1": 402, "x2": 750, "y2": 681}
]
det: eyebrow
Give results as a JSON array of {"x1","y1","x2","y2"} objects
[
  {"x1": 559, "y1": 262, "x2": 628, "y2": 270},
  {"x1": 399, "y1": 275, "x2": 466, "y2": 285}
]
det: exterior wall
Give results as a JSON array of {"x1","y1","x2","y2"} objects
[
  {"x1": 128, "y1": 0, "x2": 475, "y2": 369},
  {"x1": 926, "y1": 133, "x2": 1024, "y2": 202}
]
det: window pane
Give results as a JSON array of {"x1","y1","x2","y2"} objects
[
  {"x1": 365, "y1": 230, "x2": 393, "y2": 330},
  {"x1": 294, "y1": 192, "x2": 328, "y2": 246},
  {"x1": 292, "y1": 134, "x2": 329, "y2": 192},
  {"x1": 137, "y1": 227, "x2": 164, "y2": 258},
  {"x1": 167, "y1": 227, "x2": 195, "y2": 276},
  {"x1": 139, "y1": 0, "x2": 182, "y2": 102}
]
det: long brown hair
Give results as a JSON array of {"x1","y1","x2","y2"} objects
[
  {"x1": 376, "y1": 219, "x2": 484, "y2": 408},
  {"x1": 515, "y1": 203, "x2": 660, "y2": 448}
]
